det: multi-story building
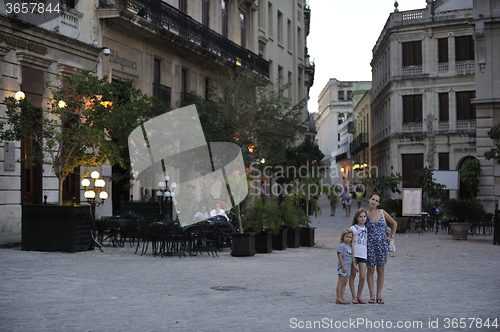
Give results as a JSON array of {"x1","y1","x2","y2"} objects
[
  {"x1": 471, "y1": 0, "x2": 500, "y2": 212},
  {"x1": 0, "y1": 0, "x2": 314, "y2": 235},
  {"x1": 350, "y1": 89, "x2": 371, "y2": 186},
  {"x1": 370, "y1": 0, "x2": 476, "y2": 198},
  {"x1": 316, "y1": 79, "x2": 370, "y2": 187}
]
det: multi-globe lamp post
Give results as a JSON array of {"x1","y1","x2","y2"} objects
[
  {"x1": 81, "y1": 171, "x2": 108, "y2": 220},
  {"x1": 156, "y1": 175, "x2": 177, "y2": 220}
]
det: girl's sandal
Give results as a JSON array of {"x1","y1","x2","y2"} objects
[
  {"x1": 352, "y1": 298, "x2": 359, "y2": 304},
  {"x1": 368, "y1": 298, "x2": 376, "y2": 304},
  {"x1": 357, "y1": 298, "x2": 366, "y2": 304},
  {"x1": 376, "y1": 298, "x2": 385, "y2": 304}
]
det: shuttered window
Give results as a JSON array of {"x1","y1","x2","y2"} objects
[
  {"x1": 402, "y1": 41, "x2": 422, "y2": 66},
  {"x1": 402, "y1": 154, "x2": 424, "y2": 188},
  {"x1": 402, "y1": 94, "x2": 423, "y2": 123}
]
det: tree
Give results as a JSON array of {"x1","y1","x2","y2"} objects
[
  {"x1": 484, "y1": 124, "x2": 500, "y2": 163},
  {"x1": 189, "y1": 68, "x2": 306, "y2": 168},
  {"x1": 415, "y1": 167, "x2": 446, "y2": 205},
  {"x1": 0, "y1": 71, "x2": 167, "y2": 205},
  {"x1": 459, "y1": 158, "x2": 481, "y2": 199},
  {"x1": 274, "y1": 138, "x2": 325, "y2": 184},
  {"x1": 361, "y1": 173, "x2": 404, "y2": 201}
]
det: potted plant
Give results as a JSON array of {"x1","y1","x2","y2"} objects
[
  {"x1": 296, "y1": 205, "x2": 315, "y2": 247},
  {"x1": 440, "y1": 199, "x2": 485, "y2": 240},
  {"x1": 279, "y1": 199, "x2": 302, "y2": 248},
  {"x1": 0, "y1": 71, "x2": 165, "y2": 252},
  {"x1": 242, "y1": 200, "x2": 280, "y2": 253},
  {"x1": 229, "y1": 173, "x2": 257, "y2": 257}
]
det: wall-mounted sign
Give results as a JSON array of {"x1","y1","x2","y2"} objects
[
  {"x1": 0, "y1": 32, "x2": 48, "y2": 54},
  {"x1": 109, "y1": 50, "x2": 137, "y2": 71},
  {"x1": 4, "y1": 142, "x2": 15, "y2": 171}
]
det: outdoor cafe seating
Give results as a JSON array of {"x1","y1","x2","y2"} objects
[{"x1": 92, "y1": 211, "x2": 236, "y2": 258}]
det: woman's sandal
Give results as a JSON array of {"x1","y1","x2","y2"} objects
[
  {"x1": 357, "y1": 298, "x2": 366, "y2": 304},
  {"x1": 376, "y1": 298, "x2": 385, "y2": 304},
  {"x1": 368, "y1": 298, "x2": 376, "y2": 304},
  {"x1": 352, "y1": 298, "x2": 359, "y2": 304}
]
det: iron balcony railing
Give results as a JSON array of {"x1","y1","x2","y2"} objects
[
  {"x1": 347, "y1": 121, "x2": 356, "y2": 134},
  {"x1": 152, "y1": 83, "x2": 171, "y2": 107},
  {"x1": 102, "y1": 0, "x2": 269, "y2": 78},
  {"x1": 335, "y1": 152, "x2": 349, "y2": 162},
  {"x1": 180, "y1": 92, "x2": 195, "y2": 105},
  {"x1": 350, "y1": 133, "x2": 369, "y2": 156}
]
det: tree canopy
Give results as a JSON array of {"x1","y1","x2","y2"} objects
[
  {"x1": 0, "y1": 71, "x2": 168, "y2": 204},
  {"x1": 187, "y1": 68, "x2": 307, "y2": 169}
]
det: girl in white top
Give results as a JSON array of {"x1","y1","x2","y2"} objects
[{"x1": 349, "y1": 209, "x2": 368, "y2": 304}]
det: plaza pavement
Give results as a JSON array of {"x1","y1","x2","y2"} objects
[{"x1": 0, "y1": 196, "x2": 499, "y2": 332}]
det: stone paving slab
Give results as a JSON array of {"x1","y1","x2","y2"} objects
[{"x1": 0, "y1": 196, "x2": 499, "y2": 332}]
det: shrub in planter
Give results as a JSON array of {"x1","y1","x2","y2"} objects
[
  {"x1": 242, "y1": 200, "x2": 280, "y2": 253},
  {"x1": 230, "y1": 232, "x2": 256, "y2": 256},
  {"x1": 441, "y1": 199, "x2": 485, "y2": 240},
  {"x1": 279, "y1": 200, "x2": 302, "y2": 248}
]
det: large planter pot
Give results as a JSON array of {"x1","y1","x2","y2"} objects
[
  {"x1": 230, "y1": 232, "x2": 256, "y2": 257},
  {"x1": 394, "y1": 217, "x2": 408, "y2": 234},
  {"x1": 286, "y1": 227, "x2": 301, "y2": 248},
  {"x1": 254, "y1": 231, "x2": 274, "y2": 253},
  {"x1": 272, "y1": 228, "x2": 288, "y2": 250},
  {"x1": 449, "y1": 223, "x2": 470, "y2": 240},
  {"x1": 300, "y1": 227, "x2": 316, "y2": 247},
  {"x1": 22, "y1": 204, "x2": 93, "y2": 252}
]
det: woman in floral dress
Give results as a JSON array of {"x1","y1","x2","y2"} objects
[{"x1": 366, "y1": 193, "x2": 397, "y2": 304}]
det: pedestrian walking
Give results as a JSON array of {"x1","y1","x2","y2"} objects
[
  {"x1": 355, "y1": 186, "x2": 363, "y2": 209},
  {"x1": 342, "y1": 190, "x2": 352, "y2": 217},
  {"x1": 365, "y1": 193, "x2": 397, "y2": 304},
  {"x1": 336, "y1": 228, "x2": 354, "y2": 304},
  {"x1": 349, "y1": 209, "x2": 368, "y2": 304}
]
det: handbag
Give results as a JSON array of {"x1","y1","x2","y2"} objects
[{"x1": 382, "y1": 209, "x2": 396, "y2": 252}]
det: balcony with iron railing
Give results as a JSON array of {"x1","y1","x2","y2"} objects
[
  {"x1": 152, "y1": 83, "x2": 171, "y2": 107},
  {"x1": 347, "y1": 121, "x2": 356, "y2": 134},
  {"x1": 180, "y1": 91, "x2": 195, "y2": 105},
  {"x1": 335, "y1": 151, "x2": 350, "y2": 163},
  {"x1": 99, "y1": 0, "x2": 269, "y2": 78},
  {"x1": 350, "y1": 133, "x2": 369, "y2": 156}
]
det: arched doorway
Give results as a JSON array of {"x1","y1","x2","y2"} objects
[{"x1": 458, "y1": 156, "x2": 479, "y2": 200}]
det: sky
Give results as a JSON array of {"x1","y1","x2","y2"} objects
[{"x1": 307, "y1": 0, "x2": 428, "y2": 112}]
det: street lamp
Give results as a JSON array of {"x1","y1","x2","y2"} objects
[
  {"x1": 156, "y1": 175, "x2": 176, "y2": 220},
  {"x1": 14, "y1": 91, "x2": 25, "y2": 101},
  {"x1": 81, "y1": 171, "x2": 108, "y2": 220}
]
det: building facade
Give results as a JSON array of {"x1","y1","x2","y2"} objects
[
  {"x1": 0, "y1": 0, "x2": 314, "y2": 235},
  {"x1": 471, "y1": 0, "x2": 500, "y2": 212},
  {"x1": 316, "y1": 79, "x2": 370, "y2": 187},
  {"x1": 370, "y1": 0, "x2": 476, "y2": 198},
  {"x1": 350, "y1": 90, "x2": 371, "y2": 186}
]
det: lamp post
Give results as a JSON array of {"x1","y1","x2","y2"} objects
[
  {"x1": 156, "y1": 175, "x2": 177, "y2": 220},
  {"x1": 81, "y1": 171, "x2": 108, "y2": 220}
]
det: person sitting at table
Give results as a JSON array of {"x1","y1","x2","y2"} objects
[
  {"x1": 210, "y1": 202, "x2": 229, "y2": 221},
  {"x1": 192, "y1": 204, "x2": 209, "y2": 222}
]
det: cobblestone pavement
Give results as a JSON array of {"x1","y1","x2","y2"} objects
[{"x1": 1, "y1": 196, "x2": 499, "y2": 332}]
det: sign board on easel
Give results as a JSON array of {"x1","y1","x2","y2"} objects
[{"x1": 402, "y1": 188, "x2": 422, "y2": 216}]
